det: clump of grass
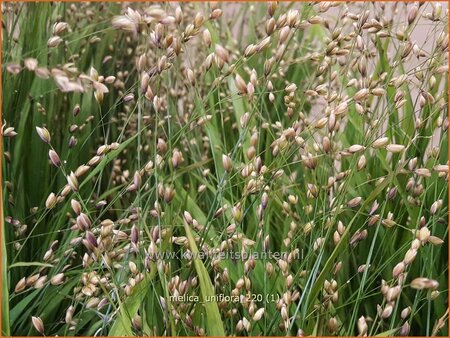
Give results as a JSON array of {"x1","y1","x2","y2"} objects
[{"x1": 2, "y1": 2, "x2": 448, "y2": 336}]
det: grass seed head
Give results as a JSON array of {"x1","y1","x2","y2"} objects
[
  {"x1": 410, "y1": 277, "x2": 439, "y2": 290},
  {"x1": 31, "y1": 316, "x2": 44, "y2": 335},
  {"x1": 67, "y1": 172, "x2": 79, "y2": 192},
  {"x1": 45, "y1": 192, "x2": 57, "y2": 209},
  {"x1": 48, "y1": 150, "x2": 61, "y2": 167},
  {"x1": 36, "y1": 126, "x2": 51, "y2": 143}
]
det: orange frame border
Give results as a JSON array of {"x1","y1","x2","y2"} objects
[{"x1": 0, "y1": 1, "x2": 448, "y2": 337}]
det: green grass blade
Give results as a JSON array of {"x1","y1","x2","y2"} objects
[{"x1": 183, "y1": 223, "x2": 225, "y2": 336}]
